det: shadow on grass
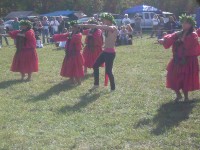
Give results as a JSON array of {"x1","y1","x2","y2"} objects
[
  {"x1": 27, "y1": 74, "x2": 94, "y2": 102},
  {"x1": 135, "y1": 99, "x2": 200, "y2": 135},
  {"x1": 59, "y1": 92, "x2": 101, "y2": 113},
  {"x1": 0, "y1": 79, "x2": 22, "y2": 89},
  {"x1": 27, "y1": 80, "x2": 77, "y2": 102}
]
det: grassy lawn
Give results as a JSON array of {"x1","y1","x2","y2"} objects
[{"x1": 0, "y1": 36, "x2": 200, "y2": 150}]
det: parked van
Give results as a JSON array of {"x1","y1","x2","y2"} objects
[{"x1": 128, "y1": 12, "x2": 157, "y2": 28}]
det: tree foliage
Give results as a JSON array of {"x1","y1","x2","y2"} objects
[{"x1": 0, "y1": 0, "x2": 198, "y2": 17}]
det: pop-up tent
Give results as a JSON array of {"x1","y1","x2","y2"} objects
[
  {"x1": 41, "y1": 10, "x2": 74, "y2": 17},
  {"x1": 124, "y1": 5, "x2": 162, "y2": 14},
  {"x1": 41, "y1": 10, "x2": 87, "y2": 20},
  {"x1": 5, "y1": 11, "x2": 38, "y2": 19}
]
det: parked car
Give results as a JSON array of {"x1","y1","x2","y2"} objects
[
  {"x1": 129, "y1": 12, "x2": 156, "y2": 29},
  {"x1": 161, "y1": 12, "x2": 174, "y2": 23},
  {"x1": 77, "y1": 17, "x2": 91, "y2": 24},
  {"x1": 4, "y1": 20, "x2": 14, "y2": 31},
  {"x1": 112, "y1": 14, "x2": 123, "y2": 27}
]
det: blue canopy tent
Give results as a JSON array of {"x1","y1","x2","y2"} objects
[
  {"x1": 41, "y1": 10, "x2": 74, "y2": 17},
  {"x1": 124, "y1": 5, "x2": 162, "y2": 14},
  {"x1": 41, "y1": 10, "x2": 87, "y2": 20},
  {"x1": 196, "y1": 7, "x2": 200, "y2": 28}
]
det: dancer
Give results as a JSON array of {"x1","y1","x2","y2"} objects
[
  {"x1": 78, "y1": 13, "x2": 118, "y2": 91},
  {"x1": 158, "y1": 14, "x2": 200, "y2": 102},
  {"x1": 1, "y1": 20, "x2": 39, "y2": 81},
  {"x1": 53, "y1": 21, "x2": 84, "y2": 85},
  {"x1": 82, "y1": 18, "x2": 103, "y2": 74}
]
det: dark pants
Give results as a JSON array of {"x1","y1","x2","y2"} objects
[
  {"x1": 0, "y1": 35, "x2": 9, "y2": 46},
  {"x1": 42, "y1": 29, "x2": 49, "y2": 44},
  {"x1": 93, "y1": 52, "x2": 116, "y2": 90}
]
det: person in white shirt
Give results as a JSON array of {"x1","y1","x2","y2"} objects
[
  {"x1": 50, "y1": 17, "x2": 60, "y2": 35},
  {"x1": 150, "y1": 14, "x2": 159, "y2": 38},
  {"x1": 122, "y1": 14, "x2": 131, "y2": 25}
]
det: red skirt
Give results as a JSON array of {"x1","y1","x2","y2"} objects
[
  {"x1": 11, "y1": 48, "x2": 38, "y2": 73},
  {"x1": 83, "y1": 46, "x2": 103, "y2": 68},
  {"x1": 60, "y1": 52, "x2": 84, "y2": 78},
  {"x1": 166, "y1": 56, "x2": 200, "y2": 92}
]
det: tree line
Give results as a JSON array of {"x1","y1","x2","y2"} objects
[{"x1": 0, "y1": 0, "x2": 198, "y2": 17}]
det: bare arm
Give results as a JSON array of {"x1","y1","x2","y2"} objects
[
  {"x1": 78, "y1": 24, "x2": 116, "y2": 32},
  {"x1": 0, "y1": 33, "x2": 9, "y2": 37}
]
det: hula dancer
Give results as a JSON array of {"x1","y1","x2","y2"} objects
[
  {"x1": 159, "y1": 14, "x2": 200, "y2": 102},
  {"x1": 53, "y1": 21, "x2": 84, "y2": 85},
  {"x1": 78, "y1": 13, "x2": 118, "y2": 91},
  {"x1": 1, "y1": 20, "x2": 39, "y2": 81},
  {"x1": 82, "y1": 18, "x2": 103, "y2": 74}
]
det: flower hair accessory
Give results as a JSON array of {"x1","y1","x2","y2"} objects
[
  {"x1": 88, "y1": 18, "x2": 98, "y2": 25},
  {"x1": 100, "y1": 13, "x2": 116, "y2": 25},
  {"x1": 19, "y1": 20, "x2": 33, "y2": 28},
  {"x1": 68, "y1": 20, "x2": 79, "y2": 27},
  {"x1": 179, "y1": 14, "x2": 196, "y2": 27}
]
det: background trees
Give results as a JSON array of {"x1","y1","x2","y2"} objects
[{"x1": 0, "y1": 0, "x2": 198, "y2": 17}]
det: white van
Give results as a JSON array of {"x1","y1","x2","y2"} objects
[{"x1": 128, "y1": 12, "x2": 156, "y2": 28}]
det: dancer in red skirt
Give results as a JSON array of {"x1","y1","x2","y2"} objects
[
  {"x1": 83, "y1": 19, "x2": 103, "y2": 74},
  {"x1": 53, "y1": 21, "x2": 84, "y2": 85},
  {"x1": 1, "y1": 20, "x2": 38, "y2": 81},
  {"x1": 159, "y1": 14, "x2": 200, "y2": 102}
]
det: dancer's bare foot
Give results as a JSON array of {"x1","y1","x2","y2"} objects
[
  {"x1": 175, "y1": 95, "x2": 182, "y2": 103},
  {"x1": 69, "y1": 78, "x2": 76, "y2": 86},
  {"x1": 89, "y1": 85, "x2": 99, "y2": 92},
  {"x1": 26, "y1": 77, "x2": 31, "y2": 82},
  {"x1": 184, "y1": 98, "x2": 189, "y2": 102},
  {"x1": 21, "y1": 74, "x2": 25, "y2": 81}
]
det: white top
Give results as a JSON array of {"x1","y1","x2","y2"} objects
[
  {"x1": 152, "y1": 18, "x2": 159, "y2": 26},
  {"x1": 50, "y1": 20, "x2": 60, "y2": 32},
  {"x1": 122, "y1": 18, "x2": 131, "y2": 25}
]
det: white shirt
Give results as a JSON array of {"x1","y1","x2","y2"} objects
[
  {"x1": 122, "y1": 18, "x2": 131, "y2": 25},
  {"x1": 152, "y1": 18, "x2": 159, "y2": 26},
  {"x1": 50, "y1": 20, "x2": 60, "y2": 32}
]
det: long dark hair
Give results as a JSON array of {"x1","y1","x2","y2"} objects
[{"x1": 16, "y1": 27, "x2": 31, "y2": 53}]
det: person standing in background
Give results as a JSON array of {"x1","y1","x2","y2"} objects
[
  {"x1": 150, "y1": 15, "x2": 159, "y2": 38},
  {"x1": 165, "y1": 16, "x2": 177, "y2": 34},
  {"x1": 58, "y1": 16, "x2": 66, "y2": 33},
  {"x1": 41, "y1": 16, "x2": 50, "y2": 44},
  {"x1": 12, "y1": 17, "x2": 20, "y2": 31},
  {"x1": 0, "y1": 19, "x2": 9, "y2": 48},
  {"x1": 122, "y1": 14, "x2": 131, "y2": 25},
  {"x1": 50, "y1": 17, "x2": 60, "y2": 35},
  {"x1": 157, "y1": 16, "x2": 165, "y2": 39},
  {"x1": 134, "y1": 14, "x2": 142, "y2": 38}
]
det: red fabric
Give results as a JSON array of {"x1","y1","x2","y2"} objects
[
  {"x1": 10, "y1": 29, "x2": 38, "y2": 73},
  {"x1": 9, "y1": 30, "x2": 20, "y2": 39},
  {"x1": 54, "y1": 33, "x2": 84, "y2": 78},
  {"x1": 83, "y1": 29, "x2": 103, "y2": 68},
  {"x1": 163, "y1": 32, "x2": 200, "y2": 92}
]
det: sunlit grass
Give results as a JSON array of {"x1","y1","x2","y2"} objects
[{"x1": 0, "y1": 36, "x2": 199, "y2": 149}]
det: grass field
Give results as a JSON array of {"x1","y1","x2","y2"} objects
[{"x1": 0, "y1": 36, "x2": 200, "y2": 150}]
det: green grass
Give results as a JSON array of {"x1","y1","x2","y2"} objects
[{"x1": 0, "y1": 36, "x2": 200, "y2": 150}]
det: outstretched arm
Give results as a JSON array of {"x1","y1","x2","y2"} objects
[
  {"x1": 78, "y1": 24, "x2": 116, "y2": 32},
  {"x1": 0, "y1": 33, "x2": 9, "y2": 37}
]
